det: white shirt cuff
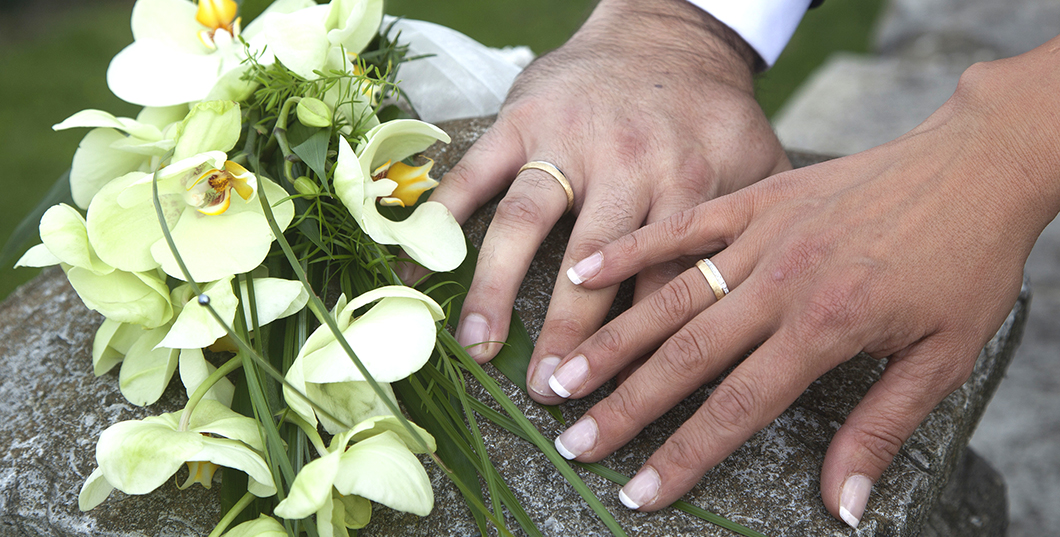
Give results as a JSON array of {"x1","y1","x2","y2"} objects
[{"x1": 685, "y1": 0, "x2": 812, "y2": 67}]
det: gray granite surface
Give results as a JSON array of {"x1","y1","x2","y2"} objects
[{"x1": 0, "y1": 116, "x2": 1025, "y2": 536}]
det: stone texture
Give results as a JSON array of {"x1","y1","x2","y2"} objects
[
  {"x1": 0, "y1": 117, "x2": 1024, "y2": 537},
  {"x1": 875, "y1": 0, "x2": 1060, "y2": 61},
  {"x1": 772, "y1": 54, "x2": 965, "y2": 156}
]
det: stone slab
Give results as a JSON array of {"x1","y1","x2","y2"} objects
[
  {"x1": 0, "y1": 117, "x2": 1025, "y2": 536},
  {"x1": 772, "y1": 53, "x2": 965, "y2": 156},
  {"x1": 875, "y1": 0, "x2": 1060, "y2": 61}
]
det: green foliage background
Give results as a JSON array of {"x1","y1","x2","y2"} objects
[{"x1": 0, "y1": 0, "x2": 884, "y2": 301}]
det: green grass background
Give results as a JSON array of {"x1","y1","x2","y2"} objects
[{"x1": 0, "y1": 0, "x2": 884, "y2": 300}]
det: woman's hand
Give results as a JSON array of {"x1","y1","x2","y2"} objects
[
  {"x1": 550, "y1": 42, "x2": 1060, "y2": 527},
  {"x1": 424, "y1": 0, "x2": 790, "y2": 398}
]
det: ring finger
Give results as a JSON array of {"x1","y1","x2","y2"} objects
[
  {"x1": 548, "y1": 247, "x2": 757, "y2": 401},
  {"x1": 455, "y1": 160, "x2": 578, "y2": 362}
]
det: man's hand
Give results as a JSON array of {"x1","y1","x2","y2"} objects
[{"x1": 426, "y1": 0, "x2": 790, "y2": 401}]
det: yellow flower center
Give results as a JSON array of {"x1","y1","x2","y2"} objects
[
  {"x1": 196, "y1": 0, "x2": 241, "y2": 50},
  {"x1": 185, "y1": 160, "x2": 256, "y2": 215},
  {"x1": 179, "y1": 460, "x2": 221, "y2": 489},
  {"x1": 371, "y1": 159, "x2": 438, "y2": 207}
]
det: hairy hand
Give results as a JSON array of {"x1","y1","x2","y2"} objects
[{"x1": 426, "y1": 0, "x2": 789, "y2": 400}]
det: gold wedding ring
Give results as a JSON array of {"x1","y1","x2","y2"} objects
[
  {"x1": 518, "y1": 161, "x2": 574, "y2": 214},
  {"x1": 696, "y1": 258, "x2": 729, "y2": 301}
]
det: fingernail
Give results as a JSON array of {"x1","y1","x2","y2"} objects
[
  {"x1": 548, "y1": 355, "x2": 588, "y2": 398},
  {"x1": 554, "y1": 417, "x2": 598, "y2": 459},
  {"x1": 567, "y1": 252, "x2": 603, "y2": 285},
  {"x1": 529, "y1": 356, "x2": 560, "y2": 397},
  {"x1": 619, "y1": 466, "x2": 660, "y2": 509},
  {"x1": 839, "y1": 474, "x2": 873, "y2": 528},
  {"x1": 456, "y1": 313, "x2": 490, "y2": 360}
]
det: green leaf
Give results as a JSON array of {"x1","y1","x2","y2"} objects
[
  {"x1": 291, "y1": 129, "x2": 331, "y2": 181},
  {"x1": 0, "y1": 169, "x2": 73, "y2": 269}
]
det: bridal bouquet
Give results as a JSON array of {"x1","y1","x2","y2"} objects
[{"x1": 10, "y1": 1, "x2": 762, "y2": 536}]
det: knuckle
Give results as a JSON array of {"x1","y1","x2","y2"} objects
[
  {"x1": 657, "y1": 208, "x2": 699, "y2": 244},
  {"x1": 706, "y1": 376, "x2": 759, "y2": 434},
  {"x1": 442, "y1": 161, "x2": 478, "y2": 193},
  {"x1": 603, "y1": 386, "x2": 646, "y2": 431},
  {"x1": 847, "y1": 421, "x2": 905, "y2": 471},
  {"x1": 494, "y1": 190, "x2": 548, "y2": 229},
  {"x1": 542, "y1": 315, "x2": 588, "y2": 343},
  {"x1": 647, "y1": 277, "x2": 699, "y2": 328},
  {"x1": 657, "y1": 327, "x2": 710, "y2": 378},
  {"x1": 592, "y1": 324, "x2": 627, "y2": 356},
  {"x1": 661, "y1": 432, "x2": 711, "y2": 475}
]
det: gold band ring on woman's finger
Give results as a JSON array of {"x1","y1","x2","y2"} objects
[
  {"x1": 518, "y1": 161, "x2": 574, "y2": 214},
  {"x1": 696, "y1": 258, "x2": 729, "y2": 301}
]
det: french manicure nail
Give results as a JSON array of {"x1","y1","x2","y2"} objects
[
  {"x1": 619, "y1": 466, "x2": 661, "y2": 509},
  {"x1": 456, "y1": 313, "x2": 489, "y2": 360},
  {"x1": 548, "y1": 355, "x2": 588, "y2": 398},
  {"x1": 567, "y1": 252, "x2": 603, "y2": 285},
  {"x1": 529, "y1": 357, "x2": 560, "y2": 396},
  {"x1": 839, "y1": 474, "x2": 873, "y2": 528},
  {"x1": 554, "y1": 417, "x2": 598, "y2": 460}
]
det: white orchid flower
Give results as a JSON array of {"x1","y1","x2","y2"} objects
[
  {"x1": 84, "y1": 101, "x2": 295, "y2": 282},
  {"x1": 53, "y1": 105, "x2": 188, "y2": 209},
  {"x1": 273, "y1": 416, "x2": 435, "y2": 531},
  {"x1": 107, "y1": 0, "x2": 316, "y2": 107},
  {"x1": 333, "y1": 120, "x2": 465, "y2": 272},
  {"x1": 16, "y1": 204, "x2": 174, "y2": 329},
  {"x1": 78, "y1": 399, "x2": 275, "y2": 511},
  {"x1": 284, "y1": 286, "x2": 444, "y2": 434},
  {"x1": 92, "y1": 275, "x2": 308, "y2": 406},
  {"x1": 263, "y1": 0, "x2": 383, "y2": 81}
]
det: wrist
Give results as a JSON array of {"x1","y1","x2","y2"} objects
[
  {"x1": 945, "y1": 38, "x2": 1060, "y2": 235},
  {"x1": 575, "y1": 0, "x2": 759, "y2": 91}
]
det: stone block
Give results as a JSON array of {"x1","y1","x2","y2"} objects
[
  {"x1": 772, "y1": 53, "x2": 965, "y2": 156},
  {"x1": 0, "y1": 117, "x2": 1022, "y2": 536}
]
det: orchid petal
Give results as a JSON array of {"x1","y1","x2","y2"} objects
[
  {"x1": 187, "y1": 399, "x2": 265, "y2": 451},
  {"x1": 263, "y1": 6, "x2": 331, "y2": 80},
  {"x1": 348, "y1": 415, "x2": 436, "y2": 454},
  {"x1": 337, "y1": 494, "x2": 372, "y2": 529},
  {"x1": 129, "y1": 0, "x2": 202, "y2": 48},
  {"x1": 64, "y1": 266, "x2": 173, "y2": 329},
  {"x1": 78, "y1": 468, "x2": 115, "y2": 511},
  {"x1": 159, "y1": 277, "x2": 237, "y2": 349},
  {"x1": 136, "y1": 104, "x2": 190, "y2": 128},
  {"x1": 172, "y1": 101, "x2": 241, "y2": 162},
  {"x1": 179, "y1": 348, "x2": 235, "y2": 407},
  {"x1": 333, "y1": 431, "x2": 433, "y2": 516},
  {"x1": 274, "y1": 450, "x2": 342, "y2": 519},
  {"x1": 302, "y1": 296, "x2": 436, "y2": 383},
  {"x1": 108, "y1": 39, "x2": 224, "y2": 107},
  {"x1": 95, "y1": 418, "x2": 203, "y2": 494},
  {"x1": 238, "y1": 277, "x2": 310, "y2": 325},
  {"x1": 38, "y1": 204, "x2": 111, "y2": 274},
  {"x1": 68, "y1": 127, "x2": 153, "y2": 209},
  {"x1": 363, "y1": 201, "x2": 467, "y2": 272},
  {"x1": 53, "y1": 109, "x2": 162, "y2": 140},
  {"x1": 283, "y1": 353, "x2": 318, "y2": 427},
  {"x1": 309, "y1": 380, "x2": 395, "y2": 435},
  {"x1": 87, "y1": 172, "x2": 168, "y2": 273},
  {"x1": 14, "y1": 243, "x2": 60, "y2": 268},
  {"x1": 118, "y1": 326, "x2": 180, "y2": 406},
  {"x1": 197, "y1": 437, "x2": 276, "y2": 496},
  {"x1": 93, "y1": 319, "x2": 142, "y2": 376},
  {"x1": 358, "y1": 119, "x2": 450, "y2": 170},
  {"x1": 325, "y1": 0, "x2": 383, "y2": 54},
  {"x1": 221, "y1": 515, "x2": 287, "y2": 537}
]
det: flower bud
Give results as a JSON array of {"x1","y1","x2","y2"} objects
[
  {"x1": 296, "y1": 98, "x2": 332, "y2": 128},
  {"x1": 293, "y1": 176, "x2": 319, "y2": 196}
]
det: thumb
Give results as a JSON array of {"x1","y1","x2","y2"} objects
[{"x1": 820, "y1": 336, "x2": 978, "y2": 529}]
